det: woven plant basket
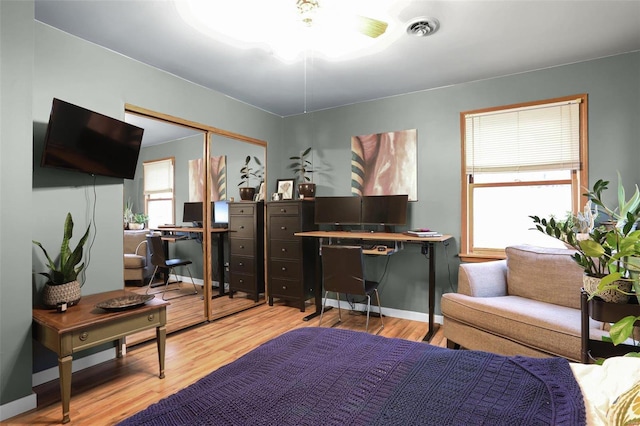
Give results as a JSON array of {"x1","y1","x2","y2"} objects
[
  {"x1": 583, "y1": 275, "x2": 631, "y2": 304},
  {"x1": 43, "y1": 280, "x2": 81, "y2": 308}
]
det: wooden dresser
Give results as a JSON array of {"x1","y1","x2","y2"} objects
[
  {"x1": 267, "y1": 200, "x2": 317, "y2": 311},
  {"x1": 228, "y1": 201, "x2": 264, "y2": 302}
]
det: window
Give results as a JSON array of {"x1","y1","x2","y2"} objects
[
  {"x1": 143, "y1": 158, "x2": 175, "y2": 229},
  {"x1": 461, "y1": 94, "x2": 588, "y2": 261}
]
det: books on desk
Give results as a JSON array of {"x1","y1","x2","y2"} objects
[{"x1": 405, "y1": 229, "x2": 442, "y2": 237}]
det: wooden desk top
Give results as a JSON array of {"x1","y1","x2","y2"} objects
[
  {"x1": 32, "y1": 290, "x2": 169, "y2": 334},
  {"x1": 154, "y1": 226, "x2": 228, "y2": 233},
  {"x1": 294, "y1": 230, "x2": 453, "y2": 243}
]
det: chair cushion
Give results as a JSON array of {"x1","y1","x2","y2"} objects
[
  {"x1": 441, "y1": 293, "x2": 606, "y2": 360},
  {"x1": 124, "y1": 253, "x2": 146, "y2": 269},
  {"x1": 506, "y1": 245, "x2": 584, "y2": 309}
]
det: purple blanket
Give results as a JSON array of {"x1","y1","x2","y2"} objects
[{"x1": 120, "y1": 327, "x2": 585, "y2": 425}]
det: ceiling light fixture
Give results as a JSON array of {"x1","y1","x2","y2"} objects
[
  {"x1": 406, "y1": 18, "x2": 439, "y2": 37},
  {"x1": 174, "y1": 0, "x2": 402, "y2": 63}
]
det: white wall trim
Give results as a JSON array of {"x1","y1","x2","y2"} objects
[
  {"x1": 0, "y1": 393, "x2": 37, "y2": 422},
  {"x1": 322, "y1": 299, "x2": 443, "y2": 325},
  {"x1": 32, "y1": 348, "x2": 116, "y2": 387}
]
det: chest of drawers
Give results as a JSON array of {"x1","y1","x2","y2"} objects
[
  {"x1": 267, "y1": 200, "x2": 317, "y2": 311},
  {"x1": 228, "y1": 201, "x2": 264, "y2": 301}
]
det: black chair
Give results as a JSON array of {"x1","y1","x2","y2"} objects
[
  {"x1": 319, "y1": 245, "x2": 384, "y2": 334},
  {"x1": 146, "y1": 235, "x2": 198, "y2": 300}
]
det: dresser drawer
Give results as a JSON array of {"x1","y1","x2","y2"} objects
[
  {"x1": 229, "y1": 204, "x2": 254, "y2": 216},
  {"x1": 270, "y1": 216, "x2": 301, "y2": 239},
  {"x1": 269, "y1": 278, "x2": 301, "y2": 298},
  {"x1": 229, "y1": 216, "x2": 254, "y2": 238},
  {"x1": 72, "y1": 309, "x2": 162, "y2": 352},
  {"x1": 229, "y1": 255, "x2": 255, "y2": 274},
  {"x1": 270, "y1": 240, "x2": 301, "y2": 259},
  {"x1": 270, "y1": 203, "x2": 299, "y2": 216},
  {"x1": 269, "y1": 259, "x2": 301, "y2": 280},
  {"x1": 230, "y1": 273, "x2": 255, "y2": 293},
  {"x1": 230, "y1": 238, "x2": 254, "y2": 256}
]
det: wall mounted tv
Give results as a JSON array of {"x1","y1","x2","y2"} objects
[
  {"x1": 40, "y1": 98, "x2": 144, "y2": 179},
  {"x1": 361, "y1": 195, "x2": 409, "y2": 226}
]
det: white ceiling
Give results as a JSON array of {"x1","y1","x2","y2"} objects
[{"x1": 35, "y1": 0, "x2": 640, "y2": 122}]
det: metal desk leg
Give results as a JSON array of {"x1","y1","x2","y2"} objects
[{"x1": 422, "y1": 242, "x2": 439, "y2": 341}]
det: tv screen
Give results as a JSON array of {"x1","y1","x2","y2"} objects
[
  {"x1": 361, "y1": 195, "x2": 408, "y2": 225},
  {"x1": 314, "y1": 196, "x2": 362, "y2": 225},
  {"x1": 40, "y1": 98, "x2": 144, "y2": 179}
]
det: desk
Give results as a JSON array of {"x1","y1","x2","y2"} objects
[
  {"x1": 32, "y1": 290, "x2": 168, "y2": 423},
  {"x1": 295, "y1": 231, "x2": 453, "y2": 342},
  {"x1": 154, "y1": 226, "x2": 229, "y2": 297}
]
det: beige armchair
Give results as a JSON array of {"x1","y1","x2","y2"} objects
[{"x1": 124, "y1": 230, "x2": 153, "y2": 286}]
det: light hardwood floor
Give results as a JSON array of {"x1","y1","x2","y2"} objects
[{"x1": 6, "y1": 301, "x2": 445, "y2": 425}]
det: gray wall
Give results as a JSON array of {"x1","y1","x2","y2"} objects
[
  {"x1": 280, "y1": 51, "x2": 640, "y2": 314},
  {"x1": 1, "y1": 0, "x2": 638, "y2": 415},
  {"x1": 1, "y1": 0, "x2": 35, "y2": 409}
]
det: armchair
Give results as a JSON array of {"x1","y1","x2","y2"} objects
[{"x1": 124, "y1": 230, "x2": 153, "y2": 286}]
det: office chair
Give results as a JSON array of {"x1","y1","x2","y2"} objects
[
  {"x1": 319, "y1": 245, "x2": 384, "y2": 334},
  {"x1": 146, "y1": 235, "x2": 198, "y2": 300}
]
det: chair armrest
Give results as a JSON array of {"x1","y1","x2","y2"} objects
[{"x1": 457, "y1": 260, "x2": 508, "y2": 297}]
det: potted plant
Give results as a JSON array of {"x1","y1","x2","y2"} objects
[
  {"x1": 32, "y1": 212, "x2": 91, "y2": 308},
  {"x1": 238, "y1": 155, "x2": 263, "y2": 200},
  {"x1": 289, "y1": 147, "x2": 315, "y2": 198},
  {"x1": 129, "y1": 213, "x2": 149, "y2": 230},
  {"x1": 124, "y1": 198, "x2": 134, "y2": 229}
]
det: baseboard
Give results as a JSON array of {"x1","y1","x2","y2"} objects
[
  {"x1": 322, "y1": 299, "x2": 443, "y2": 325},
  {"x1": 0, "y1": 392, "x2": 37, "y2": 421},
  {"x1": 32, "y1": 348, "x2": 116, "y2": 387}
]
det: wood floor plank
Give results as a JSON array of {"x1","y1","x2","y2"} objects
[{"x1": 6, "y1": 302, "x2": 443, "y2": 425}]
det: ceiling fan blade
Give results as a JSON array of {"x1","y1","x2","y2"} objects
[{"x1": 355, "y1": 15, "x2": 388, "y2": 38}]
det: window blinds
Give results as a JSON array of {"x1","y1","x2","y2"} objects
[
  {"x1": 143, "y1": 159, "x2": 174, "y2": 194},
  {"x1": 465, "y1": 99, "x2": 581, "y2": 174}
]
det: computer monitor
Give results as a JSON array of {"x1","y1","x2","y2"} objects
[
  {"x1": 213, "y1": 201, "x2": 229, "y2": 226},
  {"x1": 314, "y1": 196, "x2": 362, "y2": 225},
  {"x1": 183, "y1": 202, "x2": 203, "y2": 226},
  {"x1": 361, "y1": 195, "x2": 408, "y2": 226}
]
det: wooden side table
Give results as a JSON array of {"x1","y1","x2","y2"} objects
[{"x1": 32, "y1": 290, "x2": 169, "y2": 423}]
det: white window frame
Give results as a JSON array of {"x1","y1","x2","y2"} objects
[{"x1": 460, "y1": 94, "x2": 589, "y2": 262}]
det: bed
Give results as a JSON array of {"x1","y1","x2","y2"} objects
[{"x1": 119, "y1": 327, "x2": 640, "y2": 426}]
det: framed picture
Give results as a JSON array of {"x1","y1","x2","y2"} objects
[{"x1": 276, "y1": 179, "x2": 295, "y2": 200}]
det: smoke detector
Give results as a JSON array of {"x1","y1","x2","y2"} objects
[{"x1": 406, "y1": 18, "x2": 439, "y2": 37}]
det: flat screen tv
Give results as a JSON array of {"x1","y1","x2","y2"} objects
[
  {"x1": 361, "y1": 195, "x2": 408, "y2": 225},
  {"x1": 40, "y1": 98, "x2": 144, "y2": 179},
  {"x1": 314, "y1": 196, "x2": 362, "y2": 225}
]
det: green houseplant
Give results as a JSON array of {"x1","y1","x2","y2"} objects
[
  {"x1": 289, "y1": 147, "x2": 315, "y2": 198},
  {"x1": 33, "y1": 212, "x2": 91, "y2": 308},
  {"x1": 129, "y1": 212, "x2": 149, "y2": 230},
  {"x1": 238, "y1": 155, "x2": 263, "y2": 200},
  {"x1": 532, "y1": 174, "x2": 640, "y2": 354}
]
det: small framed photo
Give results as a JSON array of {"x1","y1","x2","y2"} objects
[{"x1": 276, "y1": 179, "x2": 295, "y2": 200}]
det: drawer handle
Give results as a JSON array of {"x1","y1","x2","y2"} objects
[
  {"x1": 280, "y1": 226, "x2": 286, "y2": 230},
  {"x1": 282, "y1": 285, "x2": 287, "y2": 290},
  {"x1": 79, "y1": 332, "x2": 89, "y2": 341},
  {"x1": 281, "y1": 248, "x2": 287, "y2": 252},
  {"x1": 240, "y1": 245, "x2": 245, "y2": 249},
  {"x1": 240, "y1": 225, "x2": 245, "y2": 229},
  {"x1": 148, "y1": 314, "x2": 154, "y2": 321},
  {"x1": 280, "y1": 208, "x2": 286, "y2": 212},
  {"x1": 239, "y1": 279, "x2": 244, "y2": 283},
  {"x1": 281, "y1": 267, "x2": 287, "y2": 271},
  {"x1": 240, "y1": 209, "x2": 244, "y2": 213},
  {"x1": 239, "y1": 262, "x2": 244, "y2": 266}
]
